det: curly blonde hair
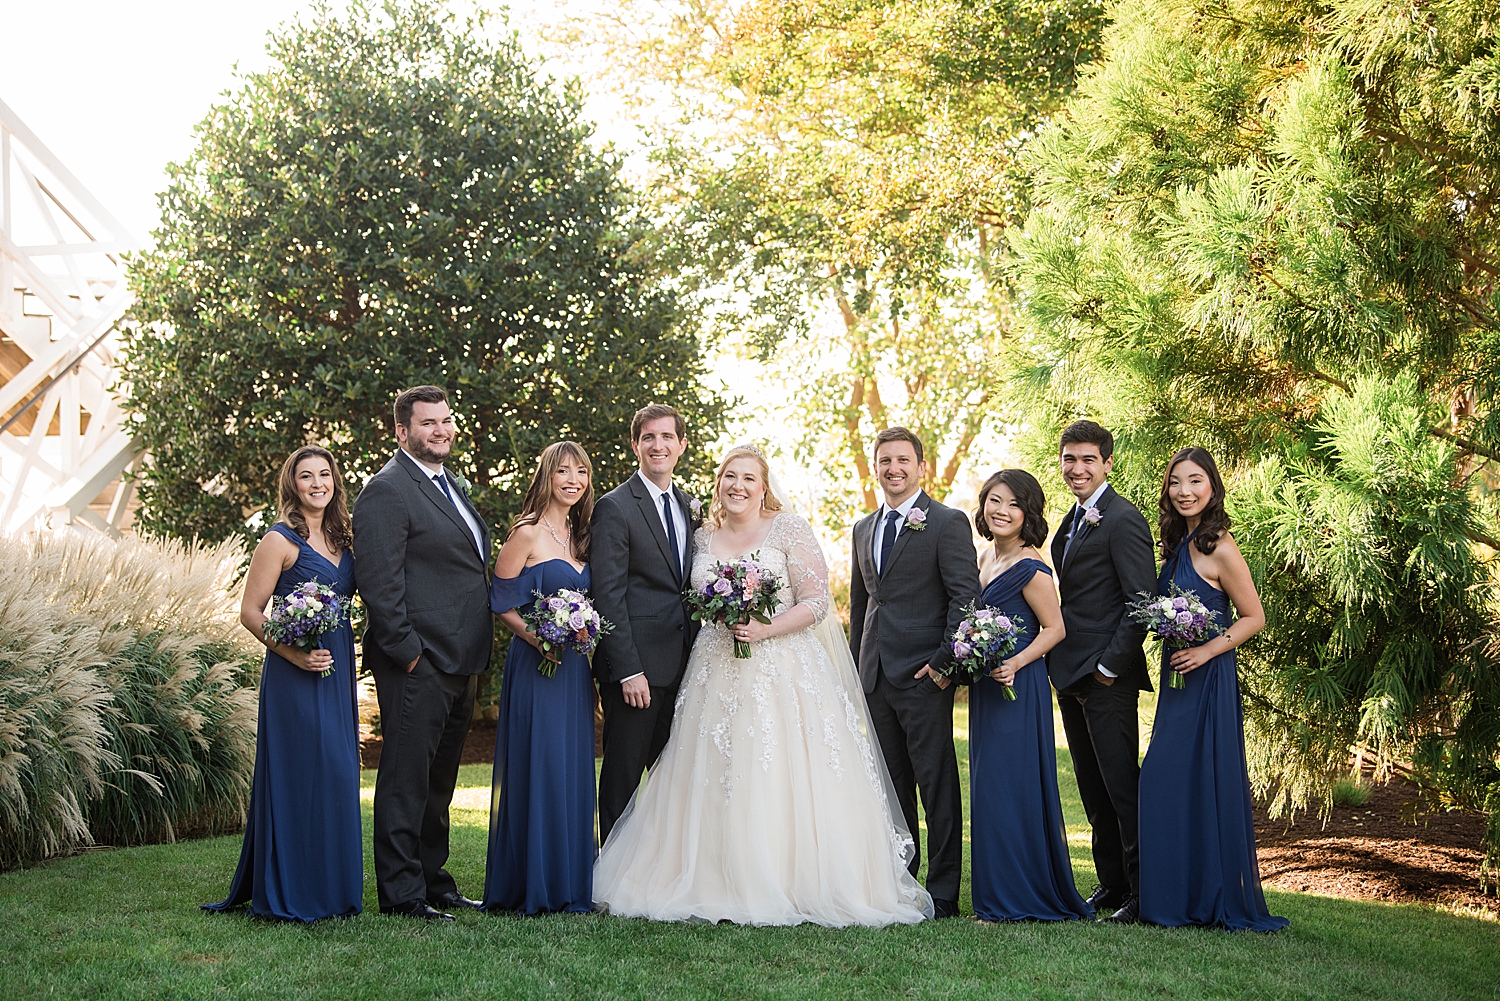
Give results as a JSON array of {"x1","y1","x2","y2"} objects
[{"x1": 707, "y1": 445, "x2": 783, "y2": 528}]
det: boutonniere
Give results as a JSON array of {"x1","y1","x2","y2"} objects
[
  {"x1": 688, "y1": 496, "x2": 703, "y2": 520},
  {"x1": 1083, "y1": 507, "x2": 1102, "y2": 527},
  {"x1": 905, "y1": 507, "x2": 928, "y2": 531}
]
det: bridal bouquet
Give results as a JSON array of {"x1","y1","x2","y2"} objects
[
  {"x1": 1126, "y1": 584, "x2": 1224, "y2": 689},
  {"x1": 945, "y1": 602, "x2": 1026, "y2": 697},
  {"x1": 684, "y1": 555, "x2": 783, "y2": 658},
  {"x1": 519, "y1": 589, "x2": 613, "y2": 676},
  {"x1": 262, "y1": 581, "x2": 347, "y2": 678}
]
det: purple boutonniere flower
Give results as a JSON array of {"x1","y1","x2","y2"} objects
[
  {"x1": 905, "y1": 507, "x2": 928, "y2": 531},
  {"x1": 1083, "y1": 507, "x2": 1103, "y2": 527},
  {"x1": 689, "y1": 496, "x2": 703, "y2": 518}
]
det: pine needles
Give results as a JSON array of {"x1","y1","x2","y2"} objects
[{"x1": 0, "y1": 532, "x2": 260, "y2": 869}]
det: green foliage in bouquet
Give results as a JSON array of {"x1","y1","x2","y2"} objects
[
  {"x1": 122, "y1": 0, "x2": 726, "y2": 546},
  {"x1": 0, "y1": 534, "x2": 259, "y2": 869},
  {"x1": 1007, "y1": 0, "x2": 1500, "y2": 881}
]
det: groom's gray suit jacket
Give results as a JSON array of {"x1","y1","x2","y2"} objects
[
  {"x1": 1047, "y1": 482, "x2": 1156, "y2": 692},
  {"x1": 849, "y1": 492, "x2": 979, "y2": 693},
  {"x1": 353, "y1": 450, "x2": 493, "y2": 677},
  {"x1": 590, "y1": 475, "x2": 702, "y2": 688}
]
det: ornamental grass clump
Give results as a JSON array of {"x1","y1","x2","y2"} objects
[{"x1": 0, "y1": 532, "x2": 260, "y2": 868}]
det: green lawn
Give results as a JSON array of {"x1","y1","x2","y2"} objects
[{"x1": 1, "y1": 709, "x2": 1496, "y2": 1001}]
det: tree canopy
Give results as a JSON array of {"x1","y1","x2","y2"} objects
[
  {"x1": 123, "y1": 0, "x2": 725, "y2": 544},
  {"x1": 1008, "y1": 0, "x2": 1500, "y2": 877}
]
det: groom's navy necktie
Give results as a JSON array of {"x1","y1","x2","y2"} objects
[
  {"x1": 662, "y1": 492, "x2": 683, "y2": 584},
  {"x1": 432, "y1": 473, "x2": 457, "y2": 508},
  {"x1": 878, "y1": 509, "x2": 902, "y2": 577}
]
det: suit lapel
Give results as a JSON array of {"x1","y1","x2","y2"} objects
[
  {"x1": 882, "y1": 492, "x2": 928, "y2": 578},
  {"x1": 1061, "y1": 484, "x2": 1114, "y2": 577},
  {"x1": 398, "y1": 451, "x2": 482, "y2": 558},
  {"x1": 1051, "y1": 505, "x2": 1074, "y2": 570},
  {"x1": 631, "y1": 475, "x2": 676, "y2": 574}
]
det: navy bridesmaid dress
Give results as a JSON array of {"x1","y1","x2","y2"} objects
[
  {"x1": 1138, "y1": 534, "x2": 1288, "y2": 930},
  {"x1": 969, "y1": 558, "x2": 1091, "y2": 922},
  {"x1": 482, "y1": 559, "x2": 596, "y2": 914},
  {"x1": 204, "y1": 523, "x2": 363, "y2": 922}
]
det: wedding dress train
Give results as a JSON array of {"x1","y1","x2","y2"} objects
[{"x1": 594, "y1": 512, "x2": 932, "y2": 927}]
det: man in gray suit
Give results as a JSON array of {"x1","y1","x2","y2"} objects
[
  {"x1": 354, "y1": 385, "x2": 493, "y2": 921},
  {"x1": 590, "y1": 403, "x2": 702, "y2": 844},
  {"x1": 1048, "y1": 419, "x2": 1156, "y2": 923},
  {"x1": 849, "y1": 427, "x2": 979, "y2": 919}
]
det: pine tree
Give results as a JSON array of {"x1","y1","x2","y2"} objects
[{"x1": 1009, "y1": 0, "x2": 1500, "y2": 878}]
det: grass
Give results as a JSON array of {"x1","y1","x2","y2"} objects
[
  {"x1": 1, "y1": 708, "x2": 1496, "y2": 1000},
  {"x1": 1330, "y1": 777, "x2": 1373, "y2": 809}
]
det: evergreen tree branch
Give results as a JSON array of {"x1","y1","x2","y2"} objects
[{"x1": 1431, "y1": 426, "x2": 1500, "y2": 464}]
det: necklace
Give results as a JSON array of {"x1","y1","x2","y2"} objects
[{"x1": 541, "y1": 516, "x2": 571, "y2": 552}]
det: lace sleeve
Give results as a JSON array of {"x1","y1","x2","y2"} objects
[{"x1": 775, "y1": 513, "x2": 832, "y2": 625}]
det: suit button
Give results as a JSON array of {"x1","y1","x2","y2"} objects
[
  {"x1": 878, "y1": 599, "x2": 885, "y2": 606},
  {"x1": 677, "y1": 624, "x2": 684, "y2": 631}
]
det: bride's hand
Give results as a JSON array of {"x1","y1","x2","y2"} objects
[{"x1": 731, "y1": 619, "x2": 771, "y2": 644}]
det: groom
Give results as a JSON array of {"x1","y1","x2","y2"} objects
[
  {"x1": 591, "y1": 403, "x2": 702, "y2": 844},
  {"x1": 354, "y1": 385, "x2": 493, "y2": 921},
  {"x1": 849, "y1": 427, "x2": 978, "y2": 919},
  {"x1": 1048, "y1": 419, "x2": 1156, "y2": 923}
]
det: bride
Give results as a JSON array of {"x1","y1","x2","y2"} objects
[{"x1": 593, "y1": 445, "x2": 932, "y2": 927}]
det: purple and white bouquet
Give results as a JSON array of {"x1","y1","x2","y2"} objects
[
  {"x1": 263, "y1": 581, "x2": 347, "y2": 678},
  {"x1": 945, "y1": 601, "x2": 1026, "y2": 696},
  {"x1": 519, "y1": 589, "x2": 613, "y2": 677},
  {"x1": 683, "y1": 555, "x2": 783, "y2": 658},
  {"x1": 1126, "y1": 584, "x2": 1224, "y2": 689}
]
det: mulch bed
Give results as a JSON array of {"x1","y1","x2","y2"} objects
[
  {"x1": 1254, "y1": 777, "x2": 1496, "y2": 915},
  {"x1": 359, "y1": 720, "x2": 498, "y2": 771}
]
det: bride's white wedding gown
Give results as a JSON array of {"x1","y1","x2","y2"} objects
[{"x1": 593, "y1": 512, "x2": 933, "y2": 927}]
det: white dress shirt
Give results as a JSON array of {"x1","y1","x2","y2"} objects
[
  {"x1": 1064, "y1": 479, "x2": 1116, "y2": 678},
  {"x1": 406, "y1": 449, "x2": 485, "y2": 556},
  {"x1": 637, "y1": 469, "x2": 688, "y2": 571},
  {"x1": 873, "y1": 492, "x2": 920, "y2": 575}
]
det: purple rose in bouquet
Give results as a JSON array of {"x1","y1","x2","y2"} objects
[
  {"x1": 945, "y1": 600, "x2": 1026, "y2": 697},
  {"x1": 262, "y1": 580, "x2": 347, "y2": 678},
  {"x1": 519, "y1": 588, "x2": 614, "y2": 677},
  {"x1": 1126, "y1": 583, "x2": 1224, "y2": 689},
  {"x1": 683, "y1": 553, "x2": 783, "y2": 658}
]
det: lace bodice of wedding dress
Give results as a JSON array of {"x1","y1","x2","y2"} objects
[{"x1": 593, "y1": 511, "x2": 932, "y2": 928}]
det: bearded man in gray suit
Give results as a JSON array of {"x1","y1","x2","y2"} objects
[
  {"x1": 354, "y1": 385, "x2": 493, "y2": 922},
  {"x1": 849, "y1": 427, "x2": 979, "y2": 919}
]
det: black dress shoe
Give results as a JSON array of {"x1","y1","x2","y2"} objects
[
  {"x1": 1102, "y1": 896, "x2": 1140, "y2": 924},
  {"x1": 1085, "y1": 885, "x2": 1128, "y2": 914},
  {"x1": 933, "y1": 898, "x2": 961, "y2": 919},
  {"x1": 428, "y1": 892, "x2": 481, "y2": 911},
  {"x1": 381, "y1": 900, "x2": 455, "y2": 922}
]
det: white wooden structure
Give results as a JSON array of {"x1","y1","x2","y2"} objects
[{"x1": 0, "y1": 97, "x2": 140, "y2": 535}]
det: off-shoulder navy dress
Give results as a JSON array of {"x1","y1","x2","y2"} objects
[
  {"x1": 203, "y1": 523, "x2": 363, "y2": 922},
  {"x1": 1138, "y1": 535, "x2": 1288, "y2": 930},
  {"x1": 968, "y1": 558, "x2": 1091, "y2": 922},
  {"x1": 482, "y1": 559, "x2": 596, "y2": 914}
]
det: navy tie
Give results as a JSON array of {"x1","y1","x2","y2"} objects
[
  {"x1": 1063, "y1": 505, "x2": 1084, "y2": 561},
  {"x1": 433, "y1": 473, "x2": 457, "y2": 508},
  {"x1": 662, "y1": 493, "x2": 683, "y2": 584},
  {"x1": 878, "y1": 509, "x2": 902, "y2": 576}
]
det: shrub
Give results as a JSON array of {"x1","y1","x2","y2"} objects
[{"x1": 0, "y1": 533, "x2": 260, "y2": 868}]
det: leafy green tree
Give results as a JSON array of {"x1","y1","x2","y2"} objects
[
  {"x1": 123, "y1": 0, "x2": 726, "y2": 544},
  {"x1": 552, "y1": 0, "x2": 1104, "y2": 517},
  {"x1": 1009, "y1": 0, "x2": 1500, "y2": 876}
]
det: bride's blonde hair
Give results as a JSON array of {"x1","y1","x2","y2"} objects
[{"x1": 707, "y1": 445, "x2": 783, "y2": 528}]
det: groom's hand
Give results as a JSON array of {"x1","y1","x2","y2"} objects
[
  {"x1": 914, "y1": 664, "x2": 952, "y2": 690},
  {"x1": 622, "y1": 674, "x2": 652, "y2": 709}
]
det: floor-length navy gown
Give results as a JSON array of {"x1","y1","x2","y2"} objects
[
  {"x1": 969, "y1": 558, "x2": 1092, "y2": 922},
  {"x1": 1138, "y1": 534, "x2": 1288, "y2": 930},
  {"x1": 482, "y1": 559, "x2": 596, "y2": 915},
  {"x1": 204, "y1": 523, "x2": 363, "y2": 922}
]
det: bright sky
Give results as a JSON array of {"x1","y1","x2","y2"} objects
[{"x1": 0, "y1": 0, "x2": 628, "y2": 245}]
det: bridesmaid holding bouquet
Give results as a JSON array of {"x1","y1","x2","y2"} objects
[
  {"x1": 482, "y1": 442, "x2": 599, "y2": 915},
  {"x1": 968, "y1": 470, "x2": 1091, "y2": 922},
  {"x1": 1136, "y1": 447, "x2": 1287, "y2": 930},
  {"x1": 204, "y1": 446, "x2": 363, "y2": 922}
]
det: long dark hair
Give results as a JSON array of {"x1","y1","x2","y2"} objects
[
  {"x1": 278, "y1": 445, "x2": 354, "y2": 553},
  {"x1": 974, "y1": 469, "x2": 1049, "y2": 548},
  {"x1": 1158, "y1": 447, "x2": 1229, "y2": 560},
  {"x1": 509, "y1": 441, "x2": 594, "y2": 562}
]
